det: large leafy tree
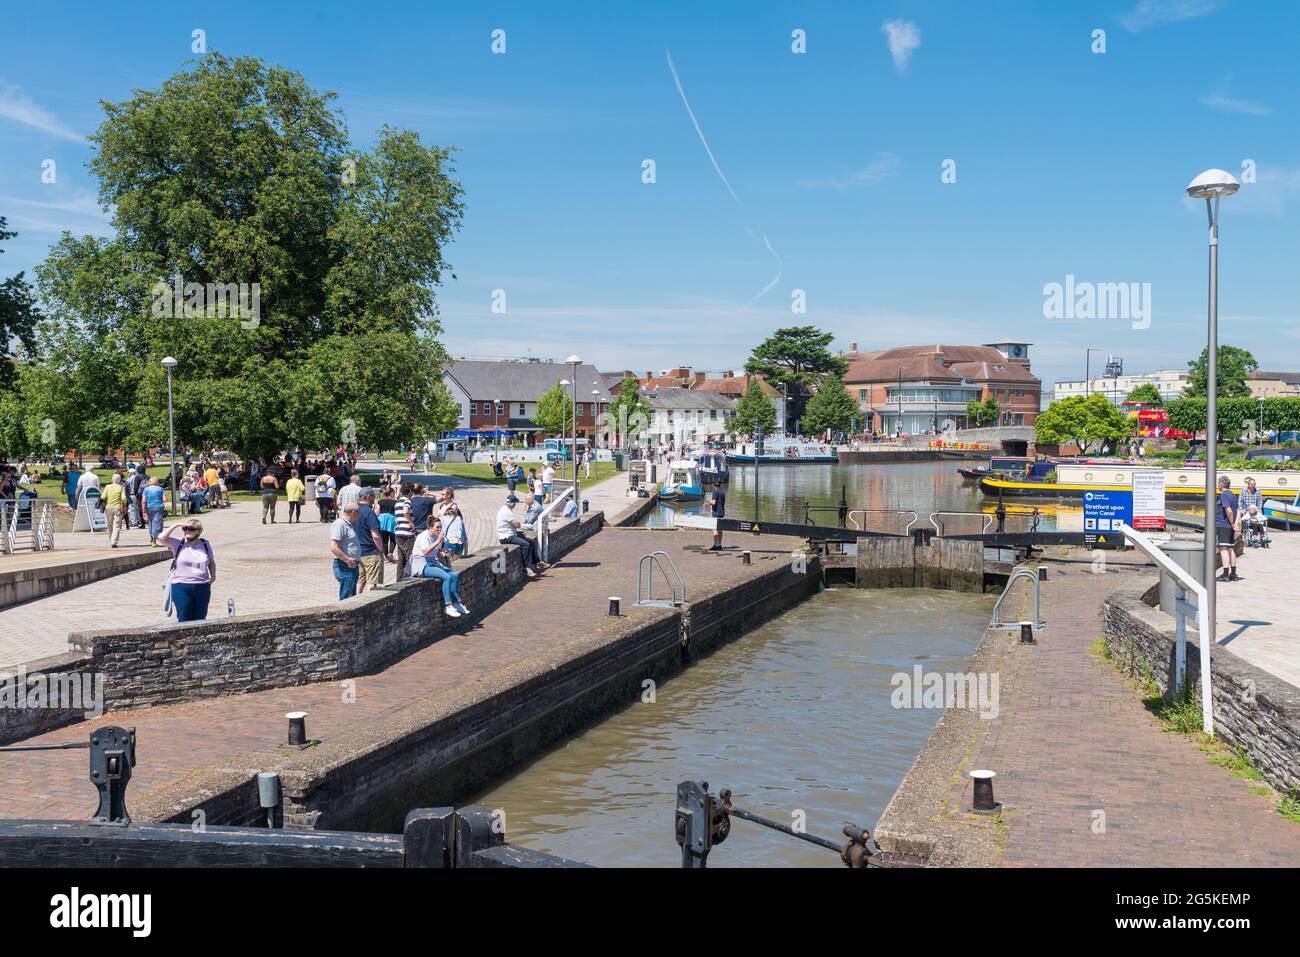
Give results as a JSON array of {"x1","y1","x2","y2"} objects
[
  {"x1": 966, "y1": 397, "x2": 1000, "y2": 427},
  {"x1": 728, "y1": 378, "x2": 777, "y2": 435},
  {"x1": 1183, "y1": 345, "x2": 1258, "y2": 399},
  {"x1": 602, "y1": 373, "x2": 651, "y2": 447},
  {"x1": 1035, "y1": 394, "x2": 1131, "y2": 454},
  {"x1": 535, "y1": 380, "x2": 574, "y2": 436},
  {"x1": 744, "y1": 325, "x2": 847, "y2": 426},
  {"x1": 0, "y1": 216, "x2": 39, "y2": 392},
  {"x1": 800, "y1": 374, "x2": 857, "y2": 435},
  {"x1": 27, "y1": 52, "x2": 462, "y2": 461},
  {"x1": 1124, "y1": 383, "x2": 1163, "y2": 405}
]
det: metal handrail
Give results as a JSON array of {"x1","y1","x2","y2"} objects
[
  {"x1": 991, "y1": 564, "x2": 1044, "y2": 633},
  {"x1": 930, "y1": 510, "x2": 994, "y2": 535},
  {"x1": 847, "y1": 509, "x2": 919, "y2": 534},
  {"x1": 537, "y1": 486, "x2": 576, "y2": 563},
  {"x1": 637, "y1": 550, "x2": 686, "y2": 607},
  {"x1": 1116, "y1": 521, "x2": 1213, "y2": 737},
  {"x1": 0, "y1": 498, "x2": 56, "y2": 554}
]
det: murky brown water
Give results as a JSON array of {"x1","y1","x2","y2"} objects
[{"x1": 469, "y1": 587, "x2": 993, "y2": 867}]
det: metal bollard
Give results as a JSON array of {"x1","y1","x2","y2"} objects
[
  {"x1": 1019, "y1": 621, "x2": 1035, "y2": 644},
  {"x1": 286, "y1": 711, "x2": 308, "y2": 747},
  {"x1": 258, "y1": 771, "x2": 281, "y2": 828},
  {"x1": 742, "y1": 551, "x2": 751, "y2": 565},
  {"x1": 582, "y1": 498, "x2": 589, "y2": 514},
  {"x1": 609, "y1": 596, "x2": 621, "y2": 616},
  {"x1": 969, "y1": 769, "x2": 1000, "y2": 814}
]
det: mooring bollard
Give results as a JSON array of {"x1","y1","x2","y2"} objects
[
  {"x1": 969, "y1": 769, "x2": 1000, "y2": 814},
  {"x1": 742, "y1": 551, "x2": 751, "y2": 566},
  {"x1": 582, "y1": 498, "x2": 589, "y2": 514},
  {"x1": 1019, "y1": 621, "x2": 1035, "y2": 644},
  {"x1": 286, "y1": 711, "x2": 308, "y2": 747},
  {"x1": 608, "y1": 596, "x2": 621, "y2": 616},
  {"x1": 258, "y1": 771, "x2": 281, "y2": 828}
]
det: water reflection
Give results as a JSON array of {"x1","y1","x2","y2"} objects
[
  {"x1": 642, "y1": 460, "x2": 1088, "y2": 532},
  {"x1": 470, "y1": 588, "x2": 993, "y2": 868}
]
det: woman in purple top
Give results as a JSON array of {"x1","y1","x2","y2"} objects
[{"x1": 163, "y1": 519, "x2": 217, "y2": 622}]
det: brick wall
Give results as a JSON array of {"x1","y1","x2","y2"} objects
[{"x1": 1104, "y1": 577, "x2": 1300, "y2": 795}]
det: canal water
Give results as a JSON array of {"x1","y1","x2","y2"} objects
[
  {"x1": 470, "y1": 586, "x2": 993, "y2": 868},
  {"x1": 642, "y1": 460, "x2": 1085, "y2": 532}
]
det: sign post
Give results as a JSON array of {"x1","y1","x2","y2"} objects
[
  {"x1": 1131, "y1": 468, "x2": 1166, "y2": 532},
  {"x1": 1083, "y1": 489, "x2": 1132, "y2": 548}
]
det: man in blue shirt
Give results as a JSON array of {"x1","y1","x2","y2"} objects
[
  {"x1": 709, "y1": 484, "x2": 726, "y2": 551},
  {"x1": 354, "y1": 489, "x2": 386, "y2": 593},
  {"x1": 1215, "y1": 476, "x2": 1240, "y2": 582}
]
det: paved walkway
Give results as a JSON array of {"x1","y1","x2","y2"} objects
[
  {"x1": 952, "y1": 564, "x2": 1300, "y2": 866},
  {"x1": 1214, "y1": 531, "x2": 1300, "y2": 687},
  {"x1": 0, "y1": 528, "x2": 798, "y2": 821},
  {"x1": 0, "y1": 469, "x2": 631, "y2": 669}
]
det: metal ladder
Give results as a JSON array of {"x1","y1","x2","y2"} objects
[
  {"x1": 637, "y1": 551, "x2": 686, "y2": 607},
  {"x1": 991, "y1": 563, "x2": 1044, "y2": 635}
]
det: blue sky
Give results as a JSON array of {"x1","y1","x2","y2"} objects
[{"x1": 2, "y1": 0, "x2": 1297, "y2": 390}]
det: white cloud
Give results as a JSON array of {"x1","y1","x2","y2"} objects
[
  {"x1": 881, "y1": 20, "x2": 921, "y2": 74},
  {"x1": 798, "y1": 153, "x2": 902, "y2": 191},
  {"x1": 1118, "y1": 0, "x2": 1222, "y2": 32},
  {"x1": 1200, "y1": 93, "x2": 1271, "y2": 115},
  {"x1": 0, "y1": 82, "x2": 85, "y2": 142}
]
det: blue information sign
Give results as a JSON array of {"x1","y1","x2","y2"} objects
[{"x1": 1082, "y1": 489, "x2": 1132, "y2": 546}]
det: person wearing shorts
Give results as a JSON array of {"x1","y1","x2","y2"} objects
[{"x1": 355, "y1": 489, "x2": 385, "y2": 591}]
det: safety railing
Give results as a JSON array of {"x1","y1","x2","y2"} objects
[
  {"x1": 1116, "y1": 521, "x2": 1213, "y2": 737},
  {"x1": 802, "y1": 504, "x2": 918, "y2": 534},
  {"x1": 537, "y1": 486, "x2": 575, "y2": 563},
  {"x1": 637, "y1": 550, "x2": 686, "y2": 607},
  {"x1": 991, "y1": 564, "x2": 1044, "y2": 636},
  {"x1": 929, "y1": 510, "x2": 994, "y2": 535},
  {"x1": 1, "y1": 498, "x2": 56, "y2": 555}
]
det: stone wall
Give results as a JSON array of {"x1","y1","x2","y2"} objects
[
  {"x1": 0, "y1": 652, "x2": 99, "y2": 746},
  {"x1": 1104, "y1": 577, "x2": 1300, "y2": 795},
  {"x1": 0, "y1": 512, "x2": 606, "y2": 739}
]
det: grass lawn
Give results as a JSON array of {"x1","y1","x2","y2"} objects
[{"x1": 21, "y1": 465, "x2": 175, "y2": 501}]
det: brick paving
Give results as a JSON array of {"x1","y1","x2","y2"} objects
[
  {"x1": 951, "y1": 564, "x2": 1300, "y2": 866},
  {"x1": 0, "y1": 469, "x2": 632, "y2": 669},
  {"x1": 0, "y1": 527, "x2": 800, "y2": 822}
]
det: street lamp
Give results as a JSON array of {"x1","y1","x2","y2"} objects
[
  {"x1": 161, "y1": 356, "x2": 178, "y2": 515},
  {"x1": 1187, "y1": 166, "x2": 1239, "y2": 733},
  {"x1": 566, "y1": 355, "x2": 581, "y2": 503},
  {"x1": 1085, "y1": 348, "x2": 1101, "y2": 397},
  {"x1": 493, "y1": 398, "x2": 503, "y2": 462}
]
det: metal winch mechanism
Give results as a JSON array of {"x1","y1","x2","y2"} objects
[
  {"x1": 675, "y1": 780, "x2": 881, "y2": 869},
  {"x1": 0, "y1": 726, "x2": 137, "y2": 826}
]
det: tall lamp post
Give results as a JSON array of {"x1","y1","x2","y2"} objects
[
  {"x1": 1085, "y1": 348, "x2": 1101, "y2": 397},
  {"x1": 1187, "y1": 167, "x2": 1239, "y2": 733},
  {"x1": 565, "y1": 355, "x2": 581, "y2": 504},
  {"x1": 161, "y1": 356, "x2": 178, "y2": 516}
]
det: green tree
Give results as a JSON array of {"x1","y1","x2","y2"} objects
[
  {"x1": 800, "y1": 374, "x2": 857, "y2": 435},
  {"x1": 1035, "y1": 394, "x2": 1131, "y2": 454},
  {"x1": 535, "y1": 380, "x2": 574, "y2": 436},
  {"x1": 744, "y1": 326, "x2": 848, "y2": 426},
  {"x1": 1124, "y1": 383, "x2": 1163, "y2": 405},
  {"x1": 1183, "y1": 346, "x2": 1258, "y2": 399},
  {"x1": 0, "y1": 216, "x2": 39, "y2": 391},
  {"x1": 966, "y1": 397, "x2": 1000, "y2": 427},
  {"x1": 603, "y1": 373, "x2": 651, "y2": 447},
  {"x1": 28, "y1": 53, "x2": 463, "y2": 461},
  {"x1": 729, "y1": 378, "x2": 777, "y2": 435}
]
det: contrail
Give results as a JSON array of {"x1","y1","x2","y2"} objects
[
  {"x1": 665, "y1": 49, "x2": 740, "y2": 205},
  {"x1": 666, "y1": 48, "x2": 782, "y2": 300}
]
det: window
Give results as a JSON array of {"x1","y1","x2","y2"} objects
[
  {"x1": 577, "y1": 403, "x2": 585, "y2": 417},
  {"x1": 470, "y1": 402, "x2": 477, "y2": 416},
  {"x1": 494, "y1": 402, "x2": 504, "y2": 415},
  {"x1": 1014, "y1": 413, "x2": 1024, "y2": 425},
  {"x1": 859, "y1": 389, "x2": 867, "y2": 401},
  {"x1": 710, "y1": 409, "x2": 717, "y2": 419},
  {"x1": 518, "y1": 403, "x2": 526, "y2": 416}
]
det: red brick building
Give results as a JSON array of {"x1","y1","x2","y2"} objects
[{"x1": 842, "y1": 342, "x2": 1040, "y2": 434}]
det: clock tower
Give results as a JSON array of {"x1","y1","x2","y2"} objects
[{"x1": 984, "y1": 341, "x2": 1032, "y2": 368}]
